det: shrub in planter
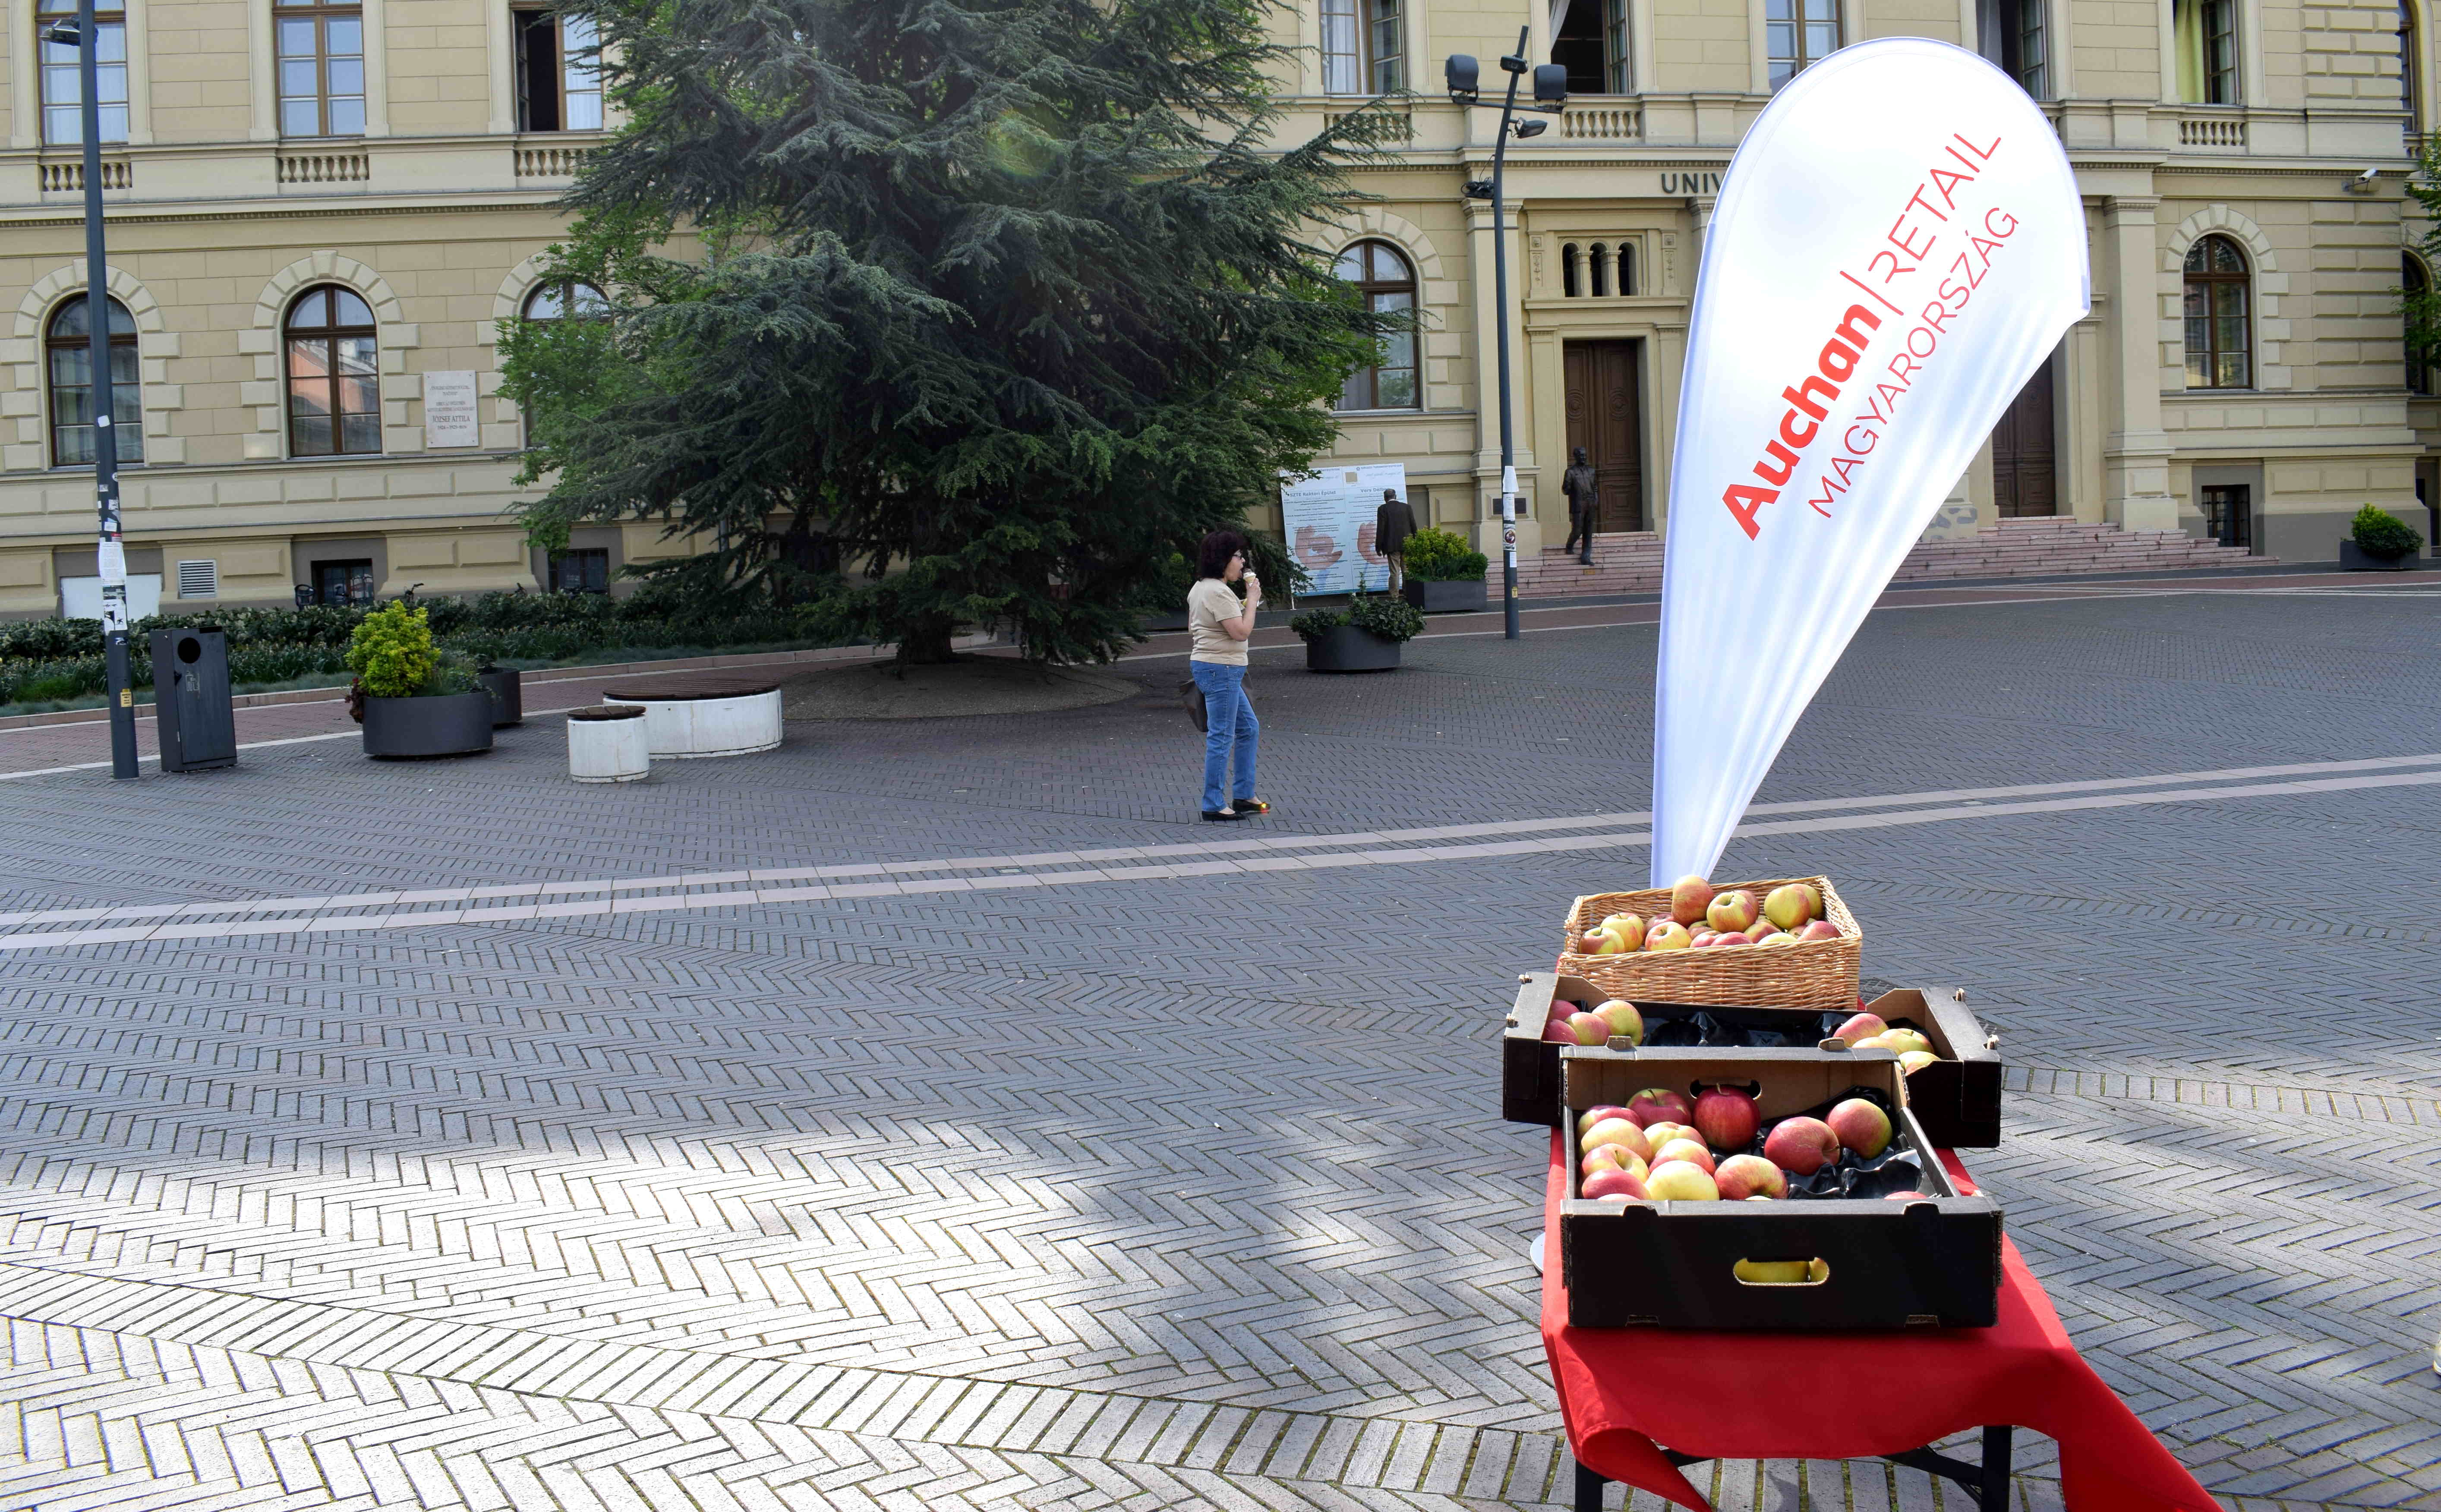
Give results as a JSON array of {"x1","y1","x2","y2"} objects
[
  {"x1": 1400, "y1": 528, "x2": 1489, "y2": 582},
  {"x1": 347, "y1": 603, "x2": 492, "y2": 756},
  {"x1": 1293, "y1": 592, "x2": 1424, "y2": 672},
  {"x1": 2350, "y1": 504, "x2": 2422, "y2": 561}
]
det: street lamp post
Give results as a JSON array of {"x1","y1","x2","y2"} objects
[
  {"x1": 46, "y1": 0, "x2": 137, "y2": 777},
  {"x1": 1447, "y1": 28, "x2": 1567, "y2": 642}
]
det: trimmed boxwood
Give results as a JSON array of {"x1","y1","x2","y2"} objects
[
  {"x1": 1400, "y1": 527, "x2": 1489, "y2": 583},
  {"x1": 2350, "y1": 504, "x2": 2422, "y2": 561},
  {"x1": 1290, "y1": 592, "x2": 1425, "y2": 645}
]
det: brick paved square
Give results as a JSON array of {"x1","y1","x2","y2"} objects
[{"x1": 0, "y1": 585, "x2": 2436, "y2": 1509}]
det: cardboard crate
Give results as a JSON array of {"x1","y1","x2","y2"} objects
[
  {"x1": 1502, "y1": 975, "x2": 2002, "y2": 1148},
  {"x1": 1558, "y1": 1048, "x2": 2002, "y2": 1330}
]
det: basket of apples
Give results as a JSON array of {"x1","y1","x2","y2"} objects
[
  {"x1": 1560, "y1": 874, "x2": 1861, "y2": 1013},
  {"x1": 1556, "y1": 1046, "x2": 2001, "y2": 1330}
]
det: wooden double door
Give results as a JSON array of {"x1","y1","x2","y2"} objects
[
  {"x1": 1990, "y1": 362, "x2": 2057, "y2": 517},
  {"x1": 1562, "y1": 340, "x2": 1645, "y2": 533}
]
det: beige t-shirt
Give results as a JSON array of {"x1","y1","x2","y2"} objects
[{"x1": 1187, "y1": 577, "x2": 1249, "y2": 665}]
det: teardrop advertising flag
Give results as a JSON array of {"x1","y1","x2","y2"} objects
[{"x1": 1648, "y1": 38, "x2": 2088, "y2": 885}]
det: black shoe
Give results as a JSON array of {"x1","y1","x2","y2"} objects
[
  {"x1": 1230, "y1": 797, "x2": 1270, "y2": 816},
  {"x1": 1202, "y1": 808, "x2": 1247, "y2": 822}
]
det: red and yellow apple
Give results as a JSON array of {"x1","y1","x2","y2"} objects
[
  {"x1": 1563, "y1": 1011, "x2": 1610, "y2": 1045},
  {"x1": 1644, "y1": 1161, "x2": 1720, "y2": 1200},
  {"x1": 1581, "y1": 1118, "x2": 1654, "y2": 1164},
  {"x1": 1575, "y1": 1103, "x2": 1630, "y2": 1134},
  {"x1": 1762, "y1": 1116, "x2": 1840, "y2": 1175},
  {"x1": 1653, "y1": 1138, "x2": 1714, "y2": 1173},
  {"x1": 1644, "y1": 921, "x2": 1692, "y2": 951},
  {"x1": 1832, "y1": 1012, "x2": 1885, "y2": 1046},
  {"x1": 1899, "y1": 1050, "x2": 1938, "y2": 1074},
  {"x1": 1798, "y1": 918, "x2": 1840, "y2": 942},
  {"x1": 1625, "y1": 1089, "x2": 1696, "y2": 1128},
  {"x1": 1584, "y1": 1167, "x2": 1649, "y2": 1200},
  {"x1": 1714, "y1": 1153, "x2": 1788, "y2": 1200},
  {"x1": 1762, "y1": 882, "x2": 1818, "y2": 931},
  {"x1": 1827, "y1": 1098, "x2": 1892, "y2": 1158},
  {"x1": 1594, "y1": 999, "x2": 1644, "y2": 1043},
  {"x1": 1692, "y1": 1087, "x2": 1761, "y2": 1151},
  {"x1": 1705, "y1": 889, "x2": 1760, "y2": 934},
  {"x1": 1668, "y1": 875, "x2": 1715, "y2": 925}
]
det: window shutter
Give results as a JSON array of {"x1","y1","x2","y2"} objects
[{"x1": 176, "y1": 559, "x2": 218, "y2": 599}]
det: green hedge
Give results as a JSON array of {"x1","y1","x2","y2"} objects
[
  {"x1": 1400, "y1": 527, "x2": 1489, "y2": 583},
  {"x1": 0, "y1": 587, "x2": 809, "y2": 707},
  {"x1": 2350, "y1": 504, "x2": 2422, "y2": 561}
]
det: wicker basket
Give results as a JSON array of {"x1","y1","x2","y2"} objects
[{"x1": 1555, "y1": 875, "x2": 1862, "y2": 1012}]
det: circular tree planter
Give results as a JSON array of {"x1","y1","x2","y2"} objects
[
  {"x1": 476, "y1": 665, "x2": 524, "y2": 727},
  {"x1": 1402, "y1": 578, "x2": 1488, "y2": 614},
  {"x1": 1305, "y1": 624, "x2": 1402, "y2": 673},
  {"x1": 362, "y1": 692, "x2": 496, "y2": 759}
]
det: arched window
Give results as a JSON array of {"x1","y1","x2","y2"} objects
[
  {"x1": 46, "y1": 295, "x2": 142, "y2": 467},
  {"x1": 1561, "y1": 244, "x2": 1580, "y2": 298},
  {"x1": 1616, "y1": 242, "x2": 1637, "y2": 296},
  {"x1": 1590, "y1": 243, "x2": 1611, "y2": 298},
  {"x1": 2407, "y1": 253, "x2": 2434, "y2": 395},
  {"x1": 2182, "y1": 235, "x2": 2251, "y2": 389},
  {"x1": 1334, "y1": 241, "x2": 1419, "y2": 411},
  {"x1": 522, "y1": 279, "x2": 609, "y2": 321},
  {"x1": 285, "y1": 284, "x2": 381, "y2": 456}
]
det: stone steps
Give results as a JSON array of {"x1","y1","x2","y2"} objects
[{"x1": 1503, "y1": 518, "x2": 2268, "y2": 597}]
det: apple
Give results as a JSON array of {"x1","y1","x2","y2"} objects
[
  {"x1": 1706, "y1": 889, "x2": 1760, "y2": 934},
  {"x1": 1653, "y1": 1138, "x2": 1714, "y2": 1173},
  {"x1": 1899, "y1": 1050, "x2": 1939, "y2": 1074},
  {"x1": 1594, "y1": 999, "x2": 1644, "y2": 1044},
  {"x1": 1668, "y1": 875, "x2": 1716, "y2": 925},
  {"x1": 1712, "y1": 931, "x2": 1752, "y2": 948},
  {"x1": 1827, "y1": 1098, "x2": 1893, "y2": 1159},
  {"x1": 1762, "y1": 1116, "x2": 1840, "y2": 1175},
  {"x1": 1798, "y1": 919, "x2": 1840, "y2": 942},
  {"x1": 1762, "y1": 883, "x2": 1815, "y2": 931},
  {"x1": 1542, "y1": 1017, "x2": 1580, "y2": 1044},
  {"x1": 1577, "y1": 930, "x2": 1609, "y2": 954},
  {"x1": 1714, "y1": 1154, "x2": 1788, "y2": 1200},
  {"x1": 1690, "y1": 929, "x2": 1719, "y2": 948},
  {"x1": 1832, "y1": 1012, "x2": 1885, "y2": 1046},
  {"x1": 1692, "y1": 1087, "x2": 1761, "y2": 1151},
  {"x1": 1564, "y1": 1011, "x2": 1611, "y2": 1045},
  {"x1": 1625, "y1": 1089, "x2": 1696, "y2": 1128},
  {"x1": 1644, "y1": 921, "x2": 1692, "y2": 952},
  {"x1": 1883, "y1": 1191, "x2": 1932, "y2": 1201},
  {"x1": 1879, "y1": 1028, "x2": 1934, "y2": 1056},
  {"x1": 1581, "y1": 1118, "x2": 1654, "y2": 1164},
  {"x1": 1591, "y1": 928, "x2": 1636, "y2": 956},
  {"x1": 1583, "y1": 1167, "x2": 1649, "y2": 1201},
  {"x1": 1575, "y1": 1103, "x2": 1631, "y2": 1134},
  {"x1": 1644, "y1": 1161, "x2": 1720, "y2": 1200},
  {"x1": 1582, "y1": 1147, "x2": 1649, "y2": 1184},
  {"x1": 1639, "y1": 1121, "x2": 1691, "y2": 1152},
  {"x1": 1599, "y1": 913, "x2": 1648, "y2": 940},
  {"x1": 1745, "y1": 926, "x2": 1782, "y2": 944},
  {"x1": 1735, "y1": 1258, "x2": 1813, "y2": 1284}
]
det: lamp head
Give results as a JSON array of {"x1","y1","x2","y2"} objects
[
  {"x1": 1512, "y1": 118, "x2": 1548, "y2": 138},
  {"x1": 1500, "y1": 51, "x2": 1530, "y2": 74},
  {"x1": 1444, "y1": 54, "x2": 1480, "y2": 102},
  {"x1": 1533, "y1": 63, "x2": 1571, "y2": 106}
]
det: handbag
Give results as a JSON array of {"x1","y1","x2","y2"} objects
[{"x1": 1180, "y1": 678, "x2": 1207, "y2": 733}]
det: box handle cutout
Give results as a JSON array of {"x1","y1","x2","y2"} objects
[{"x1": 1733, "y1": 1258, "x2": 1829, "y2": 1286}]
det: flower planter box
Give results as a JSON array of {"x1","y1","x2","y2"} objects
[
  {"x1": 476, "y1": 666, "x2": 523, "y2": 727},
  {"x1": 1501, "y1": 973, "x2": 2002, "y2": 1149},
  {"x1": 362, "y1": 691, "x2": 496, "y2": 759},
  {"x1": 1303, "y1": 624, "x2": 1401, "y2": 673},
  {"x1": 2339, "y1": 540, "x2": 2420, "y2": 571},
  {"x1": 1559, "y1": 1047, "x2": 2002, "y2": 1331},
  {"x1": 1403, "y1": 578, "x2": 1488, "y2": 614}
]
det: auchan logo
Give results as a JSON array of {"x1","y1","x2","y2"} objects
[{"x1": 1717, "y1": 304, "x2": 1883, "y2": 542}]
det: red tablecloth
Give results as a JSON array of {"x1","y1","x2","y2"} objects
[{"x1": 1540, "y1": 1132, "x2": 2218, "y2": 1512}]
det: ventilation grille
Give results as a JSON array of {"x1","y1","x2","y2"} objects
[{"x1": 175, "y1": 560, "x2": 217, "y2": 599}]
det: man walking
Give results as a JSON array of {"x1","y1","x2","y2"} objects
[
  {"x1": 1561, "y1": 447, "x2": 1599, "y2": 565},
  {"x1": 1375, "y1": 488, "x2": 1417, "y2": 594}
]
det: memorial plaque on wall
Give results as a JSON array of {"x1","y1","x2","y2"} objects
[{"x1": 423, "y1": 370, "x2": 481, "y2": 449}]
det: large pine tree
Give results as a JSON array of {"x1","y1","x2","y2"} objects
[{"x1": 504, "y1": 0, "x2": 1403, "y2": 664}]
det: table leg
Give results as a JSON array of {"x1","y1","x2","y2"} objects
[
  {"x1": 1575, "y1": 1461, "x2": 1608, "y2": 1512},
  {"x1": 1979, "y1": 1425, "x2": 2014, "y2": 1512}
]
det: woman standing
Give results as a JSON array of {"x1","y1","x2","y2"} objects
[{"x1": 1186, "y1": 531, "x2": 1270, "y2": 822}]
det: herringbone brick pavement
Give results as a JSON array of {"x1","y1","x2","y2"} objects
[{"x1": 0, "y1": 590, "x2": 2434, "y2": 1509}]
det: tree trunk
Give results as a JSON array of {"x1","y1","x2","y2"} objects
[{"x1": 896, "y1": 618, "x2": 959, "y2": 665}]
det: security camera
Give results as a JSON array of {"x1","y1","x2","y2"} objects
[
  {"x1": 2345, "y1": 166, "x2": 2381, "y2": 193},
  {"x1": 2360, "y1": 167, "x2": 2380, "y2": 182}
]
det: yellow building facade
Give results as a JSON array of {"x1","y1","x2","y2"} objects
[{"x1": 0, "y1": 0, "x2": 2432, "y2": 617}]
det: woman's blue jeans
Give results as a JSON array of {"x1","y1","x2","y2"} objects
[{"x1": 1190, "y1": 661, "x2": 1259, "y2": 813}]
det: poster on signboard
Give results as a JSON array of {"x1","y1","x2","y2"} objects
[{"x1": 1279, "y1": 463, "x2": 1405, "y2": 595}]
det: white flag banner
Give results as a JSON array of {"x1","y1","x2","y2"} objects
[{"x1": 1649, "y1": 38, "x2": 2088, "y2": 885}]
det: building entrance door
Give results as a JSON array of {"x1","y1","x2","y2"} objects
[
  {"x1": 1562, "y1": 340, "x2": 1644, "y2": 532},
  {"x1": 1990, "y1": 362, "x2": 2057, "y2": 517}
]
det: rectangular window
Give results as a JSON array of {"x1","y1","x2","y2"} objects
[
  {"x1": 1553, "y1": 0, "x2": 1629, "y2": 94},
  {"x1": 1607, "y1": 0, "x2": 1633, "y2": 92},
  {"x1": 2174, "y1": 0, "x2": 2239, "y2": 104},
  {"x1": 1321, "y1": 0, "x2": 1402, "y2": 94},
  {"x1": 47, "y1": 337, "x2": 144, "y2": 466},
  {"x1": 37, "y1": 0, "x2": 129, "y2": 145},
  {"x1": 515, "y1": 9, "x2": 602, "y2": 131},
  {"x1": 314, "y1": 559, "x2": 375, "y2": 606},
  {"x1": 1766, "y1": 0, "x2": 1841, "y2": 87},
  {"x1": 549, "y1": 548, "x2": 610, "y2": 594},
  {"x1": 276, "y1": 0, "x2": 366, "y2": 137}
]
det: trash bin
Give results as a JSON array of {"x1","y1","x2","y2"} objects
[{"x1": 149, "y1": 627, "x2": 237, "y2": 772}]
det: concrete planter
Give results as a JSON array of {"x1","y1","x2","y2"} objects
[
  {"x1": 1403, "y1": 578, "x2": 1488, "y2": 614},
  {"x1": 1303, "y1": 624, "x2": 1402, "y2": 673},
  {"x1": 567, "y1": 705, "x2": 651, "y2": 783},
  {"x1": 476, "y1": 666, "x2": 523, "y2": 727},
  {"x1": 2339, "y1": 540, "x2": 2419, "y2": 571},
  {"x1": 602, "y1": 686, "x2": 784, "y2": 757},
  {"x1": 362, "y1": 692, "x2": 495, "y2": 759}
]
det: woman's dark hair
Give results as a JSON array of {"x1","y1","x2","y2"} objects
[{"x1": 1196, "y1": 530, "x2": 1249, "y2": 581}]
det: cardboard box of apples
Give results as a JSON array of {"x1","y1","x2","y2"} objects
[
  {"x1": 1502, "y1": 975, "x2": 2003, "y2": 1148},
  {"x1": 1561, "y1": 875, "x2": 1862, "y2": 1013},
  {"x1": 1558, "y1": 1048, "x2": 2002, "y2": 1330}
]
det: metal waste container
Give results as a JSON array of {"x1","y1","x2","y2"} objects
[{"x1": 149, "y1": 627, "x2": 237, "y2": 772}]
